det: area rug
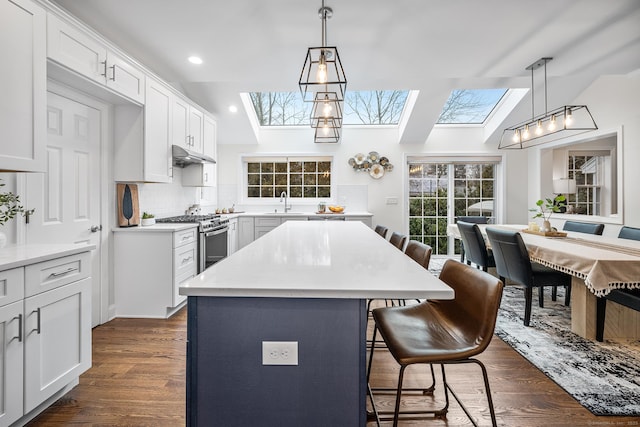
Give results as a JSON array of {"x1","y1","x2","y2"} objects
[{"x1": 429, "y1": 256, "x2": 640, "y2": 416}]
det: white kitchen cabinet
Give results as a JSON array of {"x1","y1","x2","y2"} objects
[
  {"x1": 23, "y1": 277, "x2": 91, "y2": 413},
  {"x1": 183, "y1": 115, "x2": 217, "y2": 187},
  {"x1": 254, "y1": 217, "x2": 282, "y2": 240},
  {"x1": 0, "y1": 0, "x2": 46, "y2": 172},
  {"x1": 0, "y1": 248, "x2": 92, "y2": 427},
  {"x1": 227, "y1": 218, "x2": 239, "y2": 256},
  {"x1": 114, "y1": 226, "x2": 197, "y2": 318},
  {"x1": 47, "y1": 13, "x2": 145, "y2": 104},
  {"x1": 238, "y1": 217, "x2": 255, "y2": 249},
  {"x1": 172, "y1": 96, "x2": 204, "y2": 153},
  {"x1": 142, "y1": 77, "x2": 173, "y2": 183}
]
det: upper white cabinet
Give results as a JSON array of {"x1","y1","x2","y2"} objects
[
  {"x1": 0, "y1": 0, "x2": 46, "y2": 172},
  {"x1": 183, "y1": 115, "x2": 217, "y2": 187},
  {"x1": 143, "y1": 77, "x2": 173, "y2": 183},
  {"x1": 173, "y1": 96, "x2": 204, "y2": 154},
  {"x1": 47, "y1": 13, "x2": 145, "y2": 104}
]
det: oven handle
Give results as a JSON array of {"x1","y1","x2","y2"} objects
[{"x1": 203, "y1": 227, "x2": 228, "y2": 237}]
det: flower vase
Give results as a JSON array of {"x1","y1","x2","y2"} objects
[{"x1": 541, "y1": 220, "x2": 551, "y2": 233}]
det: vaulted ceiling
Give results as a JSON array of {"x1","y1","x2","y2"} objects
[{"x1": 51, "y1": 0, "x2": 640, "y2": 145}]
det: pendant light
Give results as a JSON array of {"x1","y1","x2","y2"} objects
[{"x1": 499, "y1": 57, "x2": 598, "y2": 149}]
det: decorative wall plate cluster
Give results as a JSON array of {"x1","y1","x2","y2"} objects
[{"x1": 348, "y1": 152, "x2": 393, "y2": 179}]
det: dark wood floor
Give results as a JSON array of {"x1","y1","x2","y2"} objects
[{"x1": 27, "y1": 306, "x2": 640, "y2": 426}]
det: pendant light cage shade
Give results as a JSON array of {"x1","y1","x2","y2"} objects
[
  {"x1": 499, "y1": 105, "x2": 598, "y2": 149},
  {"x1": 299, "y1": 47, "x2": 347, "y2": 102},
  {"x1": 314, "y1": 119, "x2": 341, "y2": 143},
  {"x1": 310, "y1": 91, "x2": 343, "y2": 126}
]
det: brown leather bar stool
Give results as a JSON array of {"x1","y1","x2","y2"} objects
[
  {"x1": 368, "y1": 260, "x2": 503, "y2": 426},
  {"x1": 389, "y1": 232, "x2": 407, "y2": 251},
  {"x1": 404, "y1": 240, "x2": 432, "y2": 270},
  {"x1": 374, "y1": 225, "x2": 388, "y2": 239}
]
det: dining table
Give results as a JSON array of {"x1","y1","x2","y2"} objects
[
  {"x1": 181, "y1": 220, "x2": 454, "y2": 427},
  {"x1": 448, "y1": 223, "x2": 640, "y2": 341}
]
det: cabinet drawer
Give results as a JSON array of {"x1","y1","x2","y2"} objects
[
  {"x1": 174, "y1": 270, "x2": 194, "y2": 307},
  {"x1": 174, "y1": 227, "x2": 198, "y2": 248},
  {"x1": 0, "y1": 267, "x2": 24, "y2": 307},
  {"x1": 175, "y1": 242, "x2": 197, "y2": 278},
  {"x1": 255, "y1": 217, "x2": 281, "y2": 227},
  {"x1": 25, "y1": 252, "x2": 91, "y2": 297}
]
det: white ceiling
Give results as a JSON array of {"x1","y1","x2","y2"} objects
[{"x1": 51, "y1": 0, "x2": 640, "y2": 145}]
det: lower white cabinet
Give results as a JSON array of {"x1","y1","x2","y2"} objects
[
  {"x1": 227, "y1": 217, "x2": 239, "y2": 256},
  {"x1": 238, "y1": 217, "x2": 255, "y2": 249},
  {"x1": 0, "y1": 250, "x2": 92, "y2": 427},
  {"x1": 23, "y1": 278, "x2": 92, "y2": 413},
  {"x1": 114, "y1": 226, "x2": 197, "y2": 318}
]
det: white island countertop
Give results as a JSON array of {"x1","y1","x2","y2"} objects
[{"x1": 180, "y1": 221, "x2": 454, "y2": 300}]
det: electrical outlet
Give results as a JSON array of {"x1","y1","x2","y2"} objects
[
  {"x1": 262, "y1": 341, "x2": 298, "y2": 365},
  {"x1": 386, "y1": 196, "x2": 398, "y2": 205}
]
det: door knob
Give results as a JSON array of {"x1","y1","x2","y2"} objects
[{"x1": 90, "y1": 225, "x2": 103, "y2": 233}]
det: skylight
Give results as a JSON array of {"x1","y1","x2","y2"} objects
[
  {"x1": 437, "y1": 89, "x2": 508, "y2": 124},
  {"x1": 248, "y1": 90, "x2": 410, "y2": 126}
]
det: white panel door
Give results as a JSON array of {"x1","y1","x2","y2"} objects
[{"x1": 26, "y1": 90, "x2": 102, "y2": 326}]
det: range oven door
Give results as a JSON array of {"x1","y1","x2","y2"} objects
[{"x1": 199, "y1": 226, "x2": 228, "y2": 272}]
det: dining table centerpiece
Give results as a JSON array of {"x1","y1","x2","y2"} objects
[{"x1": 530, "y1": 194, "x2": 566, "y2": 232}]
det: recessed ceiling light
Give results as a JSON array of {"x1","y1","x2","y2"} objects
[
  {"x1": 228, "y1": 105, "x2": 238, "y2": 113},
  {"x1": 188, "y1": 56, "x2": 203, "y2": 65}
]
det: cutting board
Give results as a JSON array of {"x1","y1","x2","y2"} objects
[{"x1": 117, "y1": 183, "x2": 140, "y2": 227}]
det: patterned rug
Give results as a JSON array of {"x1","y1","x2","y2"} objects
[{"x1": 429, "y1": 256, "x2": 640, "y2": 416}]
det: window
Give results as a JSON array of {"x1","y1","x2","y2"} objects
[
  {"x1": 567, "y1": 154, "x2": 601, "y2": 215},
  {"x1": 248, "y1": 90, "x2": 410, "y2": 126},
  {"x1": 437, "y1": 89, "x2": 508, "y2": 124},
  {"x1": 408, "y1": 158, "x2": 499, "y2": 255},
  {"x1": 245, "y1": 157, "x2": 332, "y2": 199}
]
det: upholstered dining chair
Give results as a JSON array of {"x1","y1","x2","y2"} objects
[
  {"x1": 486, "y1": 227, "x2": 571, "y2": 326},
  {"x1": 404, "y1": 240, "x2": 432, "y2": 270},
  {"x1": 389, "y1": 232, "x2": 407, "y2": 251},
  {"x1": 374, "y1": 225, "x2": 388, "y2": 239},
  {"x1": 368, "y1": 259, "x2": 503, "y2": 426},
  {"x1": 457, "y1": 221, "x2": 495, "y2": 272},
  {"x1": 595, "y1": 225, "x2": 640, "y2": 341},
  {"x1": 454, "y1": 216, "x2": 489, "y2": 263},
  {"x1": 563, "y1": 220, "x2": 605, "y2": 235}
]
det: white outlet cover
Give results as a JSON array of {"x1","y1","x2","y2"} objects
[{"x1": 262, "y1": 341, "x2": 299, "y2": 365}]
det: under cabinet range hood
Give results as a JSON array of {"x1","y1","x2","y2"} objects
[{"x1": 172, "y1": 145, "x2": 216, "y2": 167}]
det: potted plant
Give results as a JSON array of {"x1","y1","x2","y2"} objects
[
  {"x1": 141, "y1": 212, "x2": 156, "y2": 226},
  {"x1": 529, "y1": 195, "x2": 566, "y2": 232},
  {"x1": 0, "y1": 179, "x2": 34, "y2": 247}
]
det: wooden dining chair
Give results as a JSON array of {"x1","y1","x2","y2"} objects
[
  {"x1": 486, "y1": 227, "x2": 571, "y2": 326},
  {"x1": 389, "y1": 232, "x2": 407, "y2": 251},
  {"x1": 368, "y1": 260, "x2": 503, "y2": 426},
  {"x1": 563, "y1": 220, "x2": 605, "y2": 235},
  {"x1": 457, "y1": 221, "x2": 495, "y2": 272},
  {"x1": 595, "y1": 226, "x2": 640, "y2": 341}
]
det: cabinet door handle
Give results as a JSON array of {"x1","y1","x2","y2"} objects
[
  {"x1": 100, "y1": 60, "x2": 107, "y2": 77},
  {"x1": 13, "y1": 314, "x2": 23, "y2": 342},
  {"x1": 32, "y1": 308, "x2": 41, "y2": 334},
  {"x1": 204, "y1": 172, "x2": 208, "y2": 182},
  {"x1": 49, "y1": 267, "x2": 79, "y2": 278},
  {"x1": 182, "y1": 255, "x2": 192, "y2": 264},
  {"x1": 110, "y1": 65, "x2": 116, "y2": 81}
]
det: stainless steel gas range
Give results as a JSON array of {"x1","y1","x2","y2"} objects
[{"x1": 156, "y1": 214, "x2": 229, "y2": 273}]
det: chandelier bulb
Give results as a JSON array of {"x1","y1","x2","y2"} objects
[
  {"x1": 535, "y1": 119, "x2": 543, "y2": 135},
  {"x1": 322, "y1": 95, "x2": 332, "y2": 117},
  {"x1": 565, "y1": 109, "x2": 573, "y2": 127},
  {"x1": 317, "y1": 52, "x2": 328, "y2": 84},
  {"x1": 512, "y1": 129, "x2": 520, "y2": 143},
  {"x1": 522, "y1": 124, "x2": 530, "y2": 140},
  {"x1": 322, "y1": 119, "x2": 330, "y2": 135},
  {"x1": 548, "y1": 115, "x2": 557, "y2": 131}
]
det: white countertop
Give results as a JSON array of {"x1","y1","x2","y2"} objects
[
  {"x1": 180, "y1": 221, "x2": 454, "y2": 300},
  {"x1": 111, "y1": 223, "x2": 199, "y2": 232},
  {"x1": 0, "y1": 243, "x2": 96, "y2": 270}
]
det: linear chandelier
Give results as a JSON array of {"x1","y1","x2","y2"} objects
[
  {"x1": 299, "y1": 0, "x2": 346, "y2": 143},
  {"x1": 499, "y1": 57, "x2": 598, "y2": 149}
]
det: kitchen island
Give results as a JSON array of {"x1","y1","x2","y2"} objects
[{"x1": 180, "y1": 221, "x2": 453, "y2": 426}]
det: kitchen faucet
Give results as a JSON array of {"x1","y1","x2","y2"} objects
[{"x1": 280, "y1": 191, "x2": 291, "y2": 212}]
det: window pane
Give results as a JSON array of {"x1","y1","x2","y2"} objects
[
  {"x1": 248, "y1": 174, "x2": 260, "y2": 185},
  {"x1": 261, "y1": 187, "x2": 273, "y2": 197},
  {"x1": 304, "y1": 174, "x2": 317, "y2": 185},
  {"x1": 290, "y1": 162, "x2": 302, "y2": 172},
  {"x1": 275, "y1": 174, "x2": 288, "y2": 186},
  {"x1": 248, "y1": 163, "x2": 260, "y2": 173},
  {"x1": 261, "y1": 163, "x2": 273, "y2": 173},
  {"x1": 318, "y1": 162, "x2": 331, "y2": 173},
  {"x1": 437, "y1": 89, "x2": 507, "y2": 124},
  {"x1": 245, "y1": 158, "x2": 332, "y2": 200},
  {"x1": 290, "y1": 186, "x2": 302, "y2": 197},
  {"x1": 275, "y1": 162, "x2": 287, "y2": 173},
  {"x1": 248, "y1": 187, "x2": 260, "y2": 197},
  {"x1": 304, "y1": 187, "x2": 317, "y2": 198},
  {"x1": 318, "y1": 187, "x2": 331, "y2": 198},
  {"x1": 303, "y1": 162, "x2": 317, "y2": 172},
  {"x1": 318, "y1": 174, "x2": 331, "y2": 185},
  {"x1": 290, "y1": 173, "x2": 302, "y2": 186},
  {"x1": 261, "y1": 174, "x2": 273, "y2": 185}
]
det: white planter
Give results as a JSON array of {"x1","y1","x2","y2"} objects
[{"x1": 141, "y1": 218, "x2": 156, "y2": 226}]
